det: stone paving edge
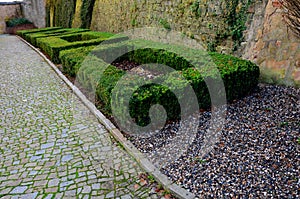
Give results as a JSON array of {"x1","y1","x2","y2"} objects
[{"x1": 17, "y1": 35, "x2": 196, "y2": 199}]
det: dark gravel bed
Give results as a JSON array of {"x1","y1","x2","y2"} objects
[
  {"x1": 66, "y1": 57, "x2": 299, "y2": 198},
  {"x1": 127, "y1": 83, "x2": 300, "y2": 198}
]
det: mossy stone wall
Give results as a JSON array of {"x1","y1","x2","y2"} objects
[
  {"x1": 44, "y1": 0, "x2": 300, "y2": 87},
  {"x1": 90, "y1": 0, "x2": 253, "y2": 53}
]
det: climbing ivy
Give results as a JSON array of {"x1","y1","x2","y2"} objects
[
  {"x1": 189, "y1": 0, "x2": 253, "y2": 52},
  {"x1": 80, "y1": 0, "x2": 96, "y2": 28},
  {"x1": 190, "y1": 0, "x2": 202, "y2": 17},
  {"x1": 225, "y1": 0, "x2": 254, "y2": 51}
]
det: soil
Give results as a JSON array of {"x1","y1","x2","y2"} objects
[
  {"x1": 111, "y1": 59, "x2": 139, "y2": 70},
  {"x1": 6, "y1": 24, "x2": 37, "y2": 35}
]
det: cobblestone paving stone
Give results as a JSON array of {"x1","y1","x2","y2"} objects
[{"x1": 0, "y1": 35, "x2": 159, "y2": 199}]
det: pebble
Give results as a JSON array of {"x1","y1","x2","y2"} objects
[{"x1": 128, "y1": 83, "x2": 300, "y2": 198}]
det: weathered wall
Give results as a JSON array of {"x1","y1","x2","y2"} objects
[
  {"x1": 0, "y1": 3, "x2": 22, "y2": 34},
  {"x1": 22, "y1": 0, "x2": 46, "y2": 28},
  {"x1": 46, "y1": 0, "x2": 94, "y2": 28},
  {"x1": 243, "y1": 0, "x2": 300, "y2": 86},
  {"x1": 90, "y1": 0, "x2": 253, "y2": 53},
  {"x1": 46, "y1": 0, "x2": 77, "y2": 28},
  {"x1": 72, "y1": 0, "x2": 83, "y2": 27},
  {"x1": 44, "y1": 0, "x2": 300, "y2": 87}
]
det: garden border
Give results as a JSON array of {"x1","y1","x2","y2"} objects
[{"x1": 17, "y1": 35, "x2": 196, "y2": 199}]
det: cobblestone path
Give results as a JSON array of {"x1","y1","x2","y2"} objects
[{"x1": 0, "y1": 35, "x2": 158, "y2": 199}]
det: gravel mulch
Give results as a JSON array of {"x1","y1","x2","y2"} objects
[
  {"x1": 109, "y1": 60, "x2": 300, "y2": 198},
  {"x1": 67, "y1": 58, "x2": 300, "y2": 198},
  {"x1": 127, "y1": 83, "x2": 300, "y2": 198}
]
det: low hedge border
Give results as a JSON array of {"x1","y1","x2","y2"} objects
[
  {"x1": 59, "y1": 35, "x2": 129, "y2": 75},
  {"x1": 36, "y1": 31, "x2": 116, "y2": 64},
  {"x1": 17, "y1": 27, "x2": 62, "y2": 38},
  {"x1": 59, "y1": 45, "x2": 97, "y2": 77},
  {"x1": 25, "y1": 28, "x2": 90, "y2": 46},
  {"x1": 64, "y1": 39, "x2": 259, "y2": 126}
]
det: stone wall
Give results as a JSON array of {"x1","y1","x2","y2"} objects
[
  {"x1": 90, "y1": 0, "x2": 253, "y2": 53},
  {"x1": 243, "y1": 0, "x2": 300, "y2": 86},
  {"x1": 44, "y1": 0, "x2": 300, "y2": 87},
  {"x1": 0, "y1": 2, "x2": 22, "y2": 34},
  {"x1": 22, "y1": 0, "x2": 46, "y2": 28}
]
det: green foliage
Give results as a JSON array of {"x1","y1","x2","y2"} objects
[
  {"x1": 208, "y1": 51, "x2": 260, "y2": 101},
  {"x1": 80, "y1": 0, "x2": 96, "y2": 28},
  {"x1": 207, "y1": 40, "x2": 217, "y2": 52},
  {"x1": 5, "y1": 18, "x2": 32, "y2": 27},
  {"x1": 32, "y1": 36, "x2": 259, "y2": 126},
  {"x1": 17, "y1": 27, "x2": 62, "y2": 37},
  {"x1": 225, "y1": 0, "x2": 254, "y2": 51},
  {"x1": 35, "y1": 31, "x2": 115, "y2": 63},
  {"x1": 190, "y1": 0, "x2": 202, "y2": 17},
  {"x1": 59, "y1": 45, "x2": 96, "y2": 76},
  {"x1": 59, "y1": 35, "x2": 129, "y2": 75},
  {"x1": 190, "y1": 0, "x2": 254, "y2": 52},
  {"x1": 53, "y1": 0, "x2": 77, "y2": 27},
  {"x1": 158, "y1": 18, "x2": 171, "y2": 30},
  {"x1": 25, "y1": 28, "x2": 89, "y2": 46},
  {"x1": 89, "y1": 39, "x2": 259, "y2": 125}
]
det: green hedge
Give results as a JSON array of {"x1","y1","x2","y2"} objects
[
  {"x1": 17, "y1": 27, "x2": 62, "y2": 38},
  {"x1": 59, "y1": 45, "x2": 97, "y2": 76},
  {"x1": 6, "y1": 18, "x2": 32, "y2": 27},
  {"x1": 25, "y1": 28, "x2": 90, "y2": 46},
  {"x1": 21, "y1": 31, "x2": 259, "y2": 126},
  {"x1": 59, "y1": 35, "x2": 129, "y2": 74},
  {"x1": 36, "y1": 31, "x2": 115, "y2": 64},
  {"x1": 67, "y1": 39, "x2": 259, "y2": 126}
]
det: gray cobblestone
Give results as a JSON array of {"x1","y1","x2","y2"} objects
[
  {"x1": 10, "y1": 186, "x2": 28, "y2": 194},
  {"x1": 0, "y1": 35, "x2": 160, "y2": 198}
]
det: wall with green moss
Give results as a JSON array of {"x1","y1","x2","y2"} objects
[
  {"x1": 90, "y1": 0, "x2": 253, "y2": 53},
  {"x1": 46, "y1": 0, "x2": 77, "y2": 27},
  {"x1": 45, "y1": 0, "x2": 300, "y2": 87},
  {"x1": 45, "y1": 0, "x2": 253, "y2": 53}
]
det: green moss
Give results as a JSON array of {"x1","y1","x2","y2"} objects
[
  {"x1": 53, "y1": 0, "x2": 77, "y2": 28},
  {"x1": 158, "y1": 18, "x2": 171, "y2": 30},
  {"x1": 190, "y1": 0, "x2": 203, "y2": 17},
  {"x1": 225, "y1": 0, "x2": 254, "y2": 51}
]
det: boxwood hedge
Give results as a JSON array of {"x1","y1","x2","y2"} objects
[
  {"x1": 25, "y1": 28, "x2": 90, "y2": 46},
  {"x1": 18, "y1": 29, "x2": 259, "y2": 126},
  {"x1": 36, "y1": 31, "x2": 116, "y2": 64},
  {"x1": 62, "y1": 39, "x2": 259, "y2": 126},
  {"x1": 17, "y1": 27, "x2": 62, "y2": 37},
  {"x1": 59, "y1": 45, "x2": 97, "y2": 76}
]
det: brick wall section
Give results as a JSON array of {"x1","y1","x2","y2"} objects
[{"x1": 0, "y1": 3, "x2": 22, "y2": 34}]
